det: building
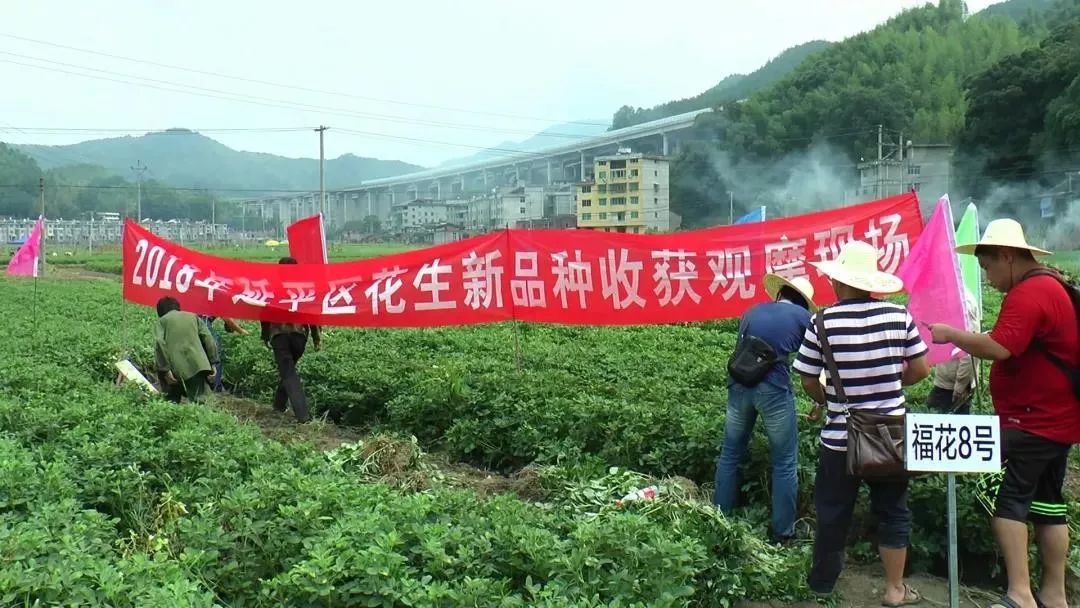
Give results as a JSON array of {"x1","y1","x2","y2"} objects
[
  {"x1": 576, "y1": 152, "x2": 671, "y2": 233},
  {"x1": 492, "y1": 186, "x2": 545, "y2": 228},
  {"x1": 858, "y1": 143, "x2": 954, "y2": 208},
  {"x1": 545, "y1": 185, "x2": 576, "y2": 217},
  {"x1": 389, "y1": 199, "x2": 451, "y2": 233},
  {"x1": 1, "y1": 218, "x2": 229, "y2": 247}
]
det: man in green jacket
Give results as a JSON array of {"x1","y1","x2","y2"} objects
[{"x1": 154, "y1": 297, "x2": 219, "y2": 403}]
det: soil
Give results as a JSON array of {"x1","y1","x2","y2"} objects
[
  {"x1": 737, "y1": 564, "x2": 1001, "y2": 607},
  {"x1": 48, "y1": 264, "x2": 119, "y2": 281},
  {"x1": 211, "y1": 394, "x2": 543, "y2": 499}
]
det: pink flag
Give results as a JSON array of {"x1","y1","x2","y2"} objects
[
  {"x1": 286, "y1": 214, "x2": 327, "y2": 264},
  {"x1": 896, "y1": 196, "x2": 966, "y2": 366},
  {"x1": 6, "y1": 217, "x2": 43, "y2": 278}
]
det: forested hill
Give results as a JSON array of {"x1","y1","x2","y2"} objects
[
  {"x1": 13, "y1": 129, "x2": 422, "y2": 193},
  {"x1": 668, "y1": 0, "x2": 1065, "y2": 227},
  {"x1": 610, "y1": 40, "x2": 832, "y2": 130}
]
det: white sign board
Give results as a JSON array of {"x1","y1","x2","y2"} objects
[
  {"x1": 905, "y1": 413, "x2": 1001, "y2": 473},
  {"x1": 115, "y1": 359, "x2": 158, "y2": 394}
]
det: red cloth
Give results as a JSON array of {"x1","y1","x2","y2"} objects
[{"x1": 989, "y1": 274, "x2": 1080, "y2": 444}]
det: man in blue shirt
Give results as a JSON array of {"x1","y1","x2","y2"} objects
[{"x1": 714, "y1": 273, "x2": 816, "y2": 543}]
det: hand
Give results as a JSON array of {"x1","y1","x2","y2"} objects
[
  {"x1": 264, "y1": 340, "x2": 272, "y2": 350},
  {"x1": 236, "y1": 328, "x2": 250, "y2": 336},
  {"x1": 805, "y1": 403, "x2": 825, "y2": 423},
  {"x1": 927, "y1": 323, "x2": 956, "y2": 345},
  {"x1": 208, "y1": 370, "x2": 217, "y2": 383},
  {"x1": 165, "y1": 371, "x2": 178, "y2": 385},
  {"x1": 952, "y1": 387, "x2": 971, "y2": 407},
  {"x1": 313, "y1": 342, "x2": 322, "y2": 352}
]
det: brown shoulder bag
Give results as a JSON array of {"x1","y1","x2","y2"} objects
[{"x1": 815, "y1": 310, "x2": 907, "y2": 478}]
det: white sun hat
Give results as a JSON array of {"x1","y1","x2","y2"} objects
[
  {"x1": 954, "y1": 218, "x2": 1050, "y2": 256},
  {"x1": 810, "y1": 240, "x2": 904, "y2": 294},
  {"x1": 763, "y1": 274, "x2": 819, "y2": 312}
]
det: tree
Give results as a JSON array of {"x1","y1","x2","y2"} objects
[
  {"x1": 957, "y1": 21, "x2": 1080, "y2": 191},
  {"x1": 669, "y1": 142, "x2": 730, "y2": 226},
  {"x1": 0, "y1": 144, "x2": 42, "y2": 218}
]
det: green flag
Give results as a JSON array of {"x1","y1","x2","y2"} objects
[{"x1": 955, "y1": 202, "x2": 981, "y2": 321}]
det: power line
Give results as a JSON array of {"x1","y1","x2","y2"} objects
[
  {"x1": 0, "y1": 183, "x2": 341, "y2": 194},
  {"x1": 5, "y1": 127, "x2": 312, "y2": 134},
  {"x1": 334, "y1": 128, "x2": 556, "y2": 158},
  {"x1": 0, "y1": 31, "x2": 611, "y2": 128},
  {"x1": 0, "y1": 50, "x2": 600, "y2": 140}
]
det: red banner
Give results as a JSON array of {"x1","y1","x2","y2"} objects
[
  {"x1": 122, "y1": 193, "x2": 922, "y2": 327},
  {"x1": 286, "y1": 214, "x2": 327, "y2": 264}
]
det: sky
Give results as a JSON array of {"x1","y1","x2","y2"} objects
[{"x1": 0, "y1": 0, "x2": 999, "y2": 168}]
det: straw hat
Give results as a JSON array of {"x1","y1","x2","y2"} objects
[
  {"x1": 763, "y1": 274, "x2": 819, "y2": 312},
  {"x1": 954, "y1": 218, "x2": 1050, "y2": 256},
  {"x1": 810, "y1": 240, "x2": 904, "y2": 294}
]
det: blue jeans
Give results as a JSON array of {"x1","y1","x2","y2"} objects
[{"x1": 714, "y1": 382, "x2": 799, "y2": 540}]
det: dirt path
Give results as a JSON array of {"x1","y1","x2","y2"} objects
[
  {"x1": 739, "y1": 564, "x2": 1001, "y2": 607},
  {"x1": 48, "y1": 264, "x2": 119, "y2": 281},
  {"x1": 210, "y1": 394, "x2": 541, "y2": 498}
]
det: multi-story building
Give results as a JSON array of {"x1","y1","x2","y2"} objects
[
  {"x1": 576, "y1": 153, "x2": 670, "y2": 233},
  {"x1": 858, "y1": 143, "x2": 954, "y2": 209},
  {"x1": 491, "y1": 186, "x2": 545, "y2": 228},
  {"x1": 389, "y1": 199, "x2": 451, "y2": 232}
]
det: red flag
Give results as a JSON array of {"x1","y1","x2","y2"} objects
[{"x1": 286, "y1": 214, "x2": 327, "y2": 264}]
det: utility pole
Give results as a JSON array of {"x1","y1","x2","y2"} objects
[
  {"x1": 131, "y1": 160, "x2": 148, "y2": 221},
  {"x1": 877, "y1": 124, "x2": 884, "y2": 200},
  {"x1": 898, "y1": 131, "x2": 905, "y2": 193},
  {"x1": 38, "y1": 177, "x2": 45, "y2": 277},
  {"x1": 88, "y1": 213, "x2": 94, "y2": 255},
  {"x1": 315, "y1": 126, "x2": 329, "y2": 216}
]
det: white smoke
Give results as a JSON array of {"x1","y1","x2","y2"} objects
[{"x1": 701, "y1": 142, "x2": 861, "y2": 225}]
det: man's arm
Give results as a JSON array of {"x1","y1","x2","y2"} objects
[
  {"x1": 154, "y1": 341, "x2": 169, "y2": 373},
  {"x1": 260, "y1": 321, "x2": 271, "y2": 345},
  {"x1": 309, "y1": 325, "x2": 321, "y2": 349},
  {"x1": 222, "y1": 317, "x2": 248, "y2": 335},
  {"x1": 902, "y1": 354, "x2": 931, "y2": 386},
  {"x1": 800, "y1": 373, "x2": 826, "y2": 405},
  {"x1": 929, "y1": 325, "x2": 1012, "y2": 361},
  {"x1": 198, "y1": 316, "x2": 220, "y2": 364}
]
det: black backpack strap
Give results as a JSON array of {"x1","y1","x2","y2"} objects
[
  {"x1": 814, "y1": 308, "x2": 847, "y2": 405},
  {"x1": 1017, "y1": 266, "x2": 1079, "y2": 374}
]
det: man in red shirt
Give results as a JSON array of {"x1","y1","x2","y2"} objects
[{"x1": 930, "y1": 219, "x2": 1079, "y2": 608}]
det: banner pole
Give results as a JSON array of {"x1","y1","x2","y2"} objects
[{"x1": 947, "y1": 473, "x2": 959, "y2": 608}]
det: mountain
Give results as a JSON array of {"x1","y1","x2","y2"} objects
[
  {"x1": 11, "y1": 129, "x2": 423, "y2": 195},
  {"x1": 610, "y1": 40, "x2": 834, "y2": 130},
  {"x1": 438, "y1": 120, "x2": 610, "y2": 168},
  {"x1": 670, "y1": 0, "x2": 1040, "y2": 227},
  {"x1": 978, "y1": 0, "x2": 1059, "y2": 21}
]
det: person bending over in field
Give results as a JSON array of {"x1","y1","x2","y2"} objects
[
  {"x1": 260, "y1": 256, "x2": 321, "y2": 423},
  {"x1": 715, "y1": 273, "x2": 817, "y2": 544},
  {"x1": 154, "y1": 296, "x2": 219, "y2": 403}
]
